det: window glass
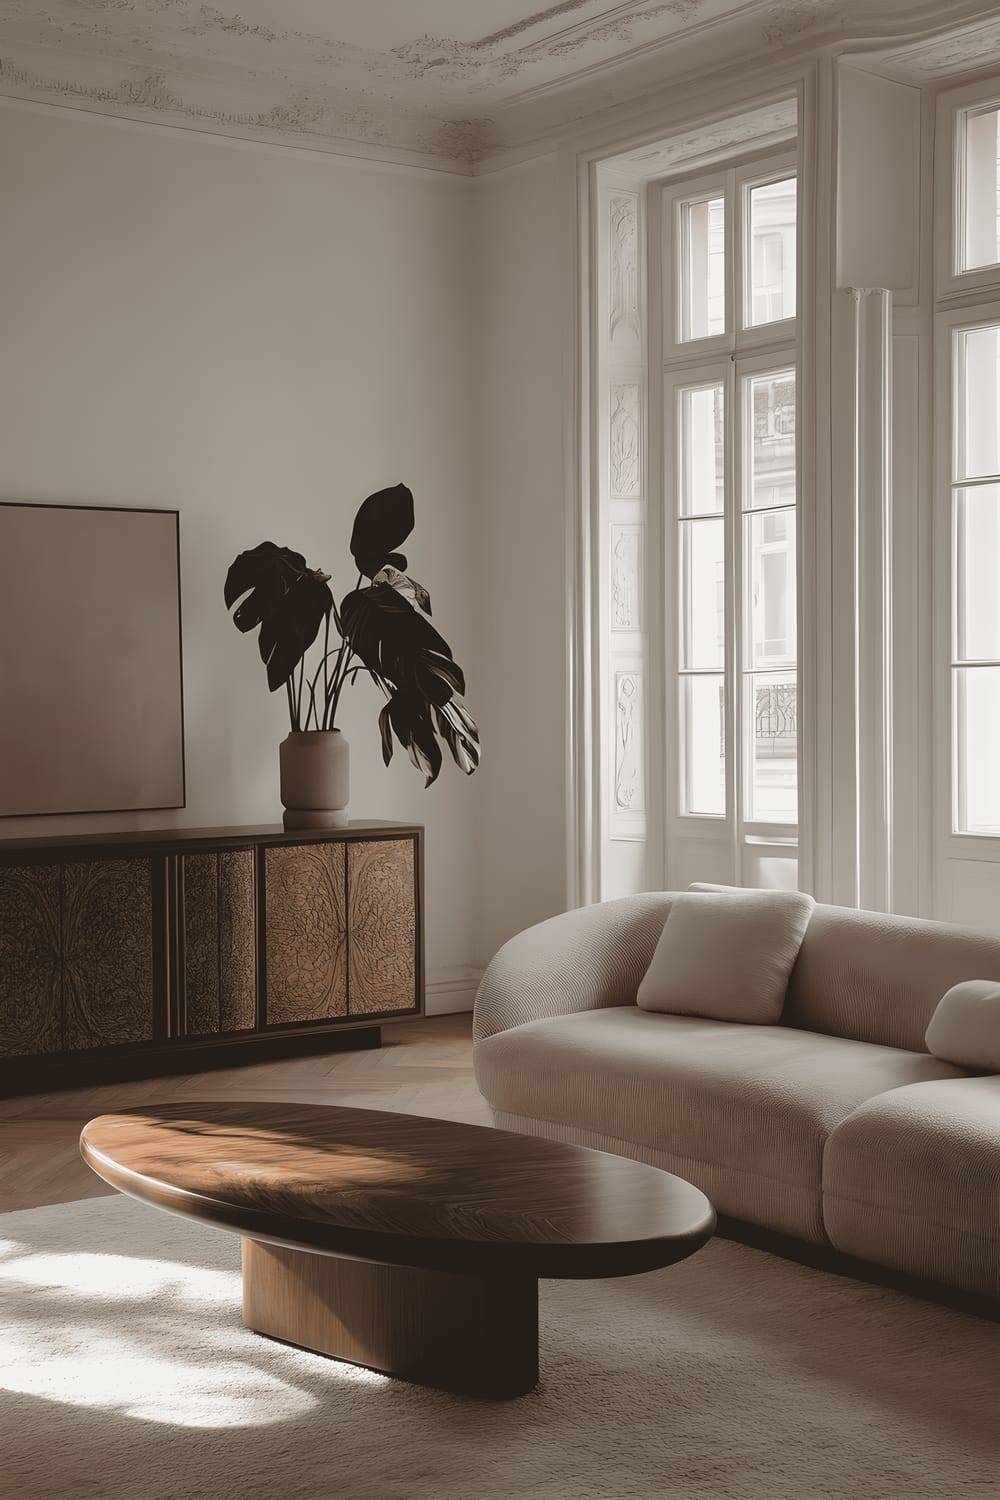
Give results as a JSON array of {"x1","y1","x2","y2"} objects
[
  {"x1": 680, "y1": 518, "x2": 725, "y2": 669},
  {"x1": 955, "y1": 666, "x2": 1000, "y2": 834},
  {"x1": 747, "y1": 510, "x2": 796, "y2": 667},
  {"x1": 747, "y1": 178, "x2": 796, "y2": 325},
  {"x1": 746, "y1": 673, "x2": 797, "y2": 823},
  {"x1": 955, "y1": 486, "x2": 1000, "y2": 661},
  {"x1": 958, "y1": 326, "x2": 1000, "y2": 479},
  {"x1": 749, "y1": 370, "x2": 796, "y2": 507},
  {"x1": 961, "y1": 106, "x2": 1000, "y2": 272},
  {"x1": 681, "y1": 674, "x2": 725, "y2": 815},
  {"x1": 680, "y1": 195, "x2": 725, "y2": 340},
  {"x1": 678, "y1": 384, "x2": 724, "y2": 515}
]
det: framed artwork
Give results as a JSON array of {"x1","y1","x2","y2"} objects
[{"x1": 0, "y1": 502, "x2": 185, "y2": 817}]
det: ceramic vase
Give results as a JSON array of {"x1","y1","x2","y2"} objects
[{"x1": 279, "y1": 730, "x2": 350, "y2": 829}]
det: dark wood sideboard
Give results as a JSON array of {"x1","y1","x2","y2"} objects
[{"x1": 0, "y1": 821, "x2": 423, "y2": 1094}]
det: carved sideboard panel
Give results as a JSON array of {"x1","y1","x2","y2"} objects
[
  {"x1": 264, "y1": 842, "x2": 348, "y2": 1025},
  {"x1": 0, "y1": 863, "x2": 61, "y2": 1055},
  {"x1": 182, "y1": 850, "x2": 257, "y2": 1035},
  {"x1": 348, "y1": 839, "x2": 417, "y2": 1015},
  {"x1": 63, "y1": 859, "x2": 154, "y2": 1050},
  {"x1": 0, "y1": 823, "x2": 423, "y2": 1091}
]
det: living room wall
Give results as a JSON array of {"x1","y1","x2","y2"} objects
[
  {"x1": 0, "y1": 100, "x2": 479, "y2": 999},
  {"x1": 471, "y1": 154, "x2": 569, "y2": 964}
]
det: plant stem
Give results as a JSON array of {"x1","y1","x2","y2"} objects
[
  {"x1": 285, "y1": 677, "x2": 298, "y2": 733},
  {"x1": 295, "y1": 657, "x2": 305, "y2": 731}
]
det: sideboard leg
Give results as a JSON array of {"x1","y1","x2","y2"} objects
[{"x1": 242, "y1": 1239, "x2": 538, "y2": 1398}]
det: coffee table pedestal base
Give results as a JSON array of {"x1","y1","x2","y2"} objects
[{"x1": 242, "y1": 1239, "x2": 539, "y2": 1398}]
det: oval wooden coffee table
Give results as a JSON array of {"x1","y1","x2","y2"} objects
[{"x1": 81, "y1": 1102, "x2": 715, "y2": 1398}]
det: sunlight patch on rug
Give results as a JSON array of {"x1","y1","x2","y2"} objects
[{"x1": 0, "y1": 1223, "x2": 386, "y2": 1430}]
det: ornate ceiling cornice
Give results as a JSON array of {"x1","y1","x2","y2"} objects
[{"x1": 0, "y1": 1, "x2": 996, "y2": 171}]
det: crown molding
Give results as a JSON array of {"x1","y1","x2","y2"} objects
[{"x1": 0, "y1": 1, "x2": 997, "y2": 172}]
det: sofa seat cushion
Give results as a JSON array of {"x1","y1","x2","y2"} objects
[
  {"x1": 474, "y1": 1007, "x2": 964, "y2": 1244},
  {"x1": 823, "y1": 1076, "x2": 1000, "y2": 1300}
]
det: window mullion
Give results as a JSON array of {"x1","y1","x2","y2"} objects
[{"x1": 726, "y1": 358, "x2": 741, "y2": 865}]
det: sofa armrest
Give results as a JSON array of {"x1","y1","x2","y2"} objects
[{"x1": 472, "y1": 893, "x2": 674, "y2": 1043}]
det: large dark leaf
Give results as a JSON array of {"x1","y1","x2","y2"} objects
[
  {"x1": 341, "y1": 583, "x2": 464, "y2": 705},
  {"x1": 224, "y1": 540, "x2": 333, "y2": 691},
  {"x1": 434, "y1": 699, "x2": 480, "y2": 775},
  {"x1": 373, "y1": 564, "x2": 431, "y2": 615},
  {"x1": 378, "y1": 691, "x2": 443, "y2": 787},
  {"x1": 350, "y1": 484, "x2": 414, "y2": 579}
]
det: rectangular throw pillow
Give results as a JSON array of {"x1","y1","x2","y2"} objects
[
  {"x1": 925, "y1": 980, "x2": 1000, "y2": 1073},
  {"x1": 637, "y1": 889, "x2": 815, "y2": 1023}
]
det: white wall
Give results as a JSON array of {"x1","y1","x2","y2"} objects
[
  {"x1": 471, "y1": 155, "x2": 569, "y2": 965},
  {"x1": 0, "y1": 101, "x2": 479, "y2": 990}
]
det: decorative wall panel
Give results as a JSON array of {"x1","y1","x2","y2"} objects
[
  {"x1": 611, "y1": 523, "x2": 641, "y2": 630},
  {"x1": 609, "y1": 194, "x2": 641, "y2": 347},
  {"x1": 0, "y1": 864, "x2": 61, "y2": 1056},
  {"x1": 265, "y1": 843, "x2": 347, "y2": 1024},
  {"x1": 614, "y1": 671, "x2": 646, "y2": 818},
  {"x1": 62, "y1": 859, "x2": 154, "y2": 1050},
  {"x1": 182, "y1": 850, "x2": 257, "y2": 1035},
  {"x1": 610, "y1": 383, "x2": 641, "y2": 498},
  {"x1": 348, "y1": 840, "x2": 417, "y2": 1015}
]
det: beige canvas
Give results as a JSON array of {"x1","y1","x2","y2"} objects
[{"x1": 0, "y1": 503, "x2": 184, "y2": 817}]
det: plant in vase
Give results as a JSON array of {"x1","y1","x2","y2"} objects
[{"x1": 224, "y1": 483, "x2": 479, "y2": 827}]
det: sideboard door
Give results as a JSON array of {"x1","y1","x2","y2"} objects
[
  {"x1": 62, "y1": 858, "x2": 155, "y2": 1050},
  {"x1": 263, "y1": 843, "x2": 348, "y2": 1025},
  {"x1": 0, "y1": 864, "x2": 62, "y2": 1056},
  {"x1": 347, "y1": 838, "x2": 418, "y2": 1016},
  {"x1": 181, "y1": 850, "x2": 257, "y2": 1035}
]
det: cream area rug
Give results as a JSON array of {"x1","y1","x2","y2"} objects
[{"x1": 1, "y1": 1196, "x2": 996, "y2": 1500}]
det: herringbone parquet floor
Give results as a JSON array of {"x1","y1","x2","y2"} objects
[{"x1": 0, "y1": 1013, "x2": 484, "y2": 1213}]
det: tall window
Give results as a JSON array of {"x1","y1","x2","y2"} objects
[
  {"x1": 662, "y1": 156, "x2": 798, "y2": 875},
  {"x1": 949, "y1": 322, "x2": 1000, "y2": 835},
  {"x1": 943, "y1": 96, "x2": 1000, "y2": 841}
]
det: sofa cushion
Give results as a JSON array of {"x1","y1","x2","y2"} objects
[
  {"x1": 637, "y1": 889, "x2": 813, "y2": 1022},
  {"x1": 823, "y1": 1076, "x2": 1000, "y2": 1299},
  {"x1": 474, "y1": 1006, "x2": 963, "y2": 1244},
  {"x1": 925, "y1": 980, "x2": 1000, "y2": 1073}
]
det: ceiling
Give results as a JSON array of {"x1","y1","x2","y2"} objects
[{"x1": 0, "y1": 0, "x2": 996, "y2": 170}]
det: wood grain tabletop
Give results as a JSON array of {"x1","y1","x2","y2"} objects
[{"x1": 81, "y1": 1101, "x2": 715, "y2": 1278}]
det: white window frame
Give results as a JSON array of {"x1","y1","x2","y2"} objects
[
  {"x1": 931, "y1": 75, "x2": 1000, "y2": 886},
  {"x1": 935, "y1": 78, "x2": 1000, "y2": 301},
  {"x1": 736, "y1": 159, "x2": 798, "y2": 348},
  {"x1": 934, "y1": 300, "x2": 1000, "y2": 858},
  {"x1": 663, "y1": 168, "x2": 732, "y2": 359},
  {"x1": 660, "y1": 150, "x2": 800, "y2": 884}
]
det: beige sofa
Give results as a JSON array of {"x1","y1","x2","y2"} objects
[{"x1": 473, "y1": 892, "x2": 1000, "y2": 1304}]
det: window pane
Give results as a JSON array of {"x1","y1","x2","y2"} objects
[
  {"x1": 679, "y1": 384, "x2": 724, "y2": 515},
  {"x1": 747, "y1": 178, "x2": 796, "y2": 326},
  {"x1": 681, "y1": 674, "x2": 725, "y2": 815},
  {"x1": 680, "y1": 195, "x2": 725, "y2": 341},
  {"x1": 746, "y1": 673, "x2": 797, "y2": 823},
  {"x1": 958, "y1": 326, "x2": 1000, "y2": 479},
  {"x1": 680, "y1": 517, "x2": 725, "y2": 669},
  {"x1": 955, "y1": 486, "x2": 1000, "y2": 661},
  {"x1": 748, "y1": 370, "x2": 796, "y2": 508},
  {"x1": 747, "y1": 509, "x2": 796, "y2": 667},
  {"x1": 955, "y1": 666, "x2": 1000, "y2": 833},
  {"x1": 961, "y1": 106, "x2": 1000, "y2": 272}
]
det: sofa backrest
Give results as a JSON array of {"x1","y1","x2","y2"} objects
[{"x1": 690, "y1": 884, "x2": 1000, "y2": 1051}]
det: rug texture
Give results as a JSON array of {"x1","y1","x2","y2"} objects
[{"x1": 0, "y1": 1195, "x2": 996, "y2": 1500}]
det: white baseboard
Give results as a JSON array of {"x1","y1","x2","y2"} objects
[{"x1": 425, "y1": 965, "x2": 484, "y2": 1016}]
